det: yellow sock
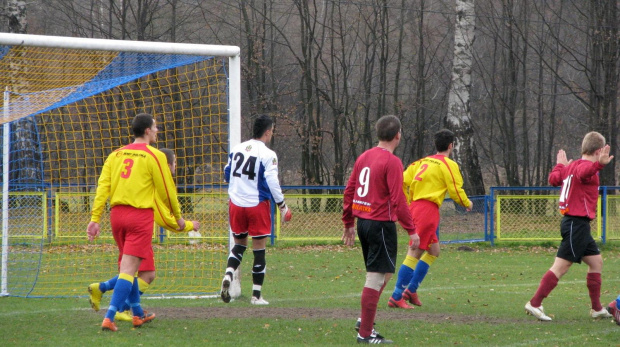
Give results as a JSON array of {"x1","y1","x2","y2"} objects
[
  {"x1": 403, "y1": 255, "x2": 419, "y2": 269},
  {"x1": 118, "y1": 273, "x2": 134, "y2": 282},
  {"x1": 420, "y1": 253, "x2": 437, "y2": 266},
  {"x1": 137, "y1": 277, "x2": 150, "y2": 294}
]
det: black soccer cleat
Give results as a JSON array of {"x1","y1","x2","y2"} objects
[
  {"x1": 220, "y1": 273, "x2": 232, "y2": 303},
  {"x1": 357, "y1": 333, "x2": 393, "y2": 344}
]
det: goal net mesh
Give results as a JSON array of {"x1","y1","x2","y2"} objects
[{"x1": 1, "y1": 44, "x2": 230, "y2": 298}]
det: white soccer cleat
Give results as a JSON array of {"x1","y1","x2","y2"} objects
[
  {"x1": 590, "y1": 308, "x2": 613, "y2": 318},
  {"x1": 251, "y1": 296, "x2": 269, "y2": 305},
  {"x1": 525, "y1": 301, "x2": 552, "y2": 321}
]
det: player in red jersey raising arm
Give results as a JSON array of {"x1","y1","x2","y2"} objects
[
  {"x1": 342, "y1": 115, "x2": 419, "y2": 344},
  {"x1": 525, "y1": 131, "x2": 613, "y2": 321}
]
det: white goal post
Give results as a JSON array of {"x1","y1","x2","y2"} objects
[{"x1": 0, "y1": 32, "x2": 242, "y2": 298}]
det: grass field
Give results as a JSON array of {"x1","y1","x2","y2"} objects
[{"x1": 2, "y1": 242, "x2": 620, "y2": 346}]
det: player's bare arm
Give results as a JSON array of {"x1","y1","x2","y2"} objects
[{"x1": 176, "y1": 218, "x2": 186, "y2": 231}]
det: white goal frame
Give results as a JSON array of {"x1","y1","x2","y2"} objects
[{"x1": 0, "y1": 33, "x2": 241, "y2": 298}]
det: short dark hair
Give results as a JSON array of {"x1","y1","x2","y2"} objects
[
  {"x1": 132, "y1": 113, "x2": 154, "y2": 138},
  {"x1": 253, "y1": 114, "x2": 274, "y2": 139},
  {"x1": 375, "y1": 115, "x2": 401, "y2": 141},
  {"x1": 435, "y1": 129, "x2": 454, "y2": 152},
  {"x1": 159, "y1": 148, "x2": 175, "y2": 165}
]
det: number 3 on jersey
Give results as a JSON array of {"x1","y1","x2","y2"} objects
[
  {"x1": 120, "y1": 158, "x2": 134, "y2": 178},
  {"x1": 232, "y1": 152, "x2": 257, "y2": 180}
]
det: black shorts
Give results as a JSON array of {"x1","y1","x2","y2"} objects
[
  {"x1": 357, "y1": 219, "x2": 398, "y2": 273},
  {"x1": 556, "y1": 215, "x2": 600, "y2": 264}
]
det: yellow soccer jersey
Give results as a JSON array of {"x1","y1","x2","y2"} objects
[
  {"x1": 91, "y1": 143, "x2": 181, "y2": 224},
  {"x1": 403, "y1": 154, "x2": 471, "y2": 209},
  {"x1": 154, "y1": 194, "x2": 194, "y2": 232}
]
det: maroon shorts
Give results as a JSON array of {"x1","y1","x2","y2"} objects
[
  {"x1": 110, "y1": 205, "x2": 155, "y2": 271},
  {"x1": 228, "y1": 200, "x2": 272, "y2": 238},
  {"x1": 408, "y1": 200, "x2": 440, "y2": 251}
]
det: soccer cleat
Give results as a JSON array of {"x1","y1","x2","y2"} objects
[
  {"x1": 101, "y1": 318, "x2": 118, "y2": 332},
  {"x1": 354, "y1": 318, "x2": 383, "y2": 339},
  {"x1": 356, "y1": 333, "x2": 393, "y2": 344},
  {"x1": 220, "y1": 273, "x2": 232, "y2": 303},
  {"x1": 88, "y1": 283, "x2": 103, "y2": 312},
  {"x1": 609, "y1": 300, "x2": 620, "y2": 325},
  {"x1": 590, "y1": 308, "x2": 612, "y2": 318},
  {"x1": 251, "y1": 296, "x2": 269, "y2": 305},
  {"x1": 525, "y1": 301, "x2": 552, "y2": 321},
  {"x1": 115, "y1": 310, "x2": 133, "y2": 322},
  {"x1": 387, "y1": 297, "x2": 414, "y2": 309},
  {"x1": 132, "y1": 312, "x2": 156, "y2": 328},
  {"x1": 607, "y1": 300, "x2": 617, "y2": 314},
  {"x1": 403, "y1": 289, "x2": 422, "y2": 306}
]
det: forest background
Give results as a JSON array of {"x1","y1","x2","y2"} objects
[{"x1": 1, "y1": 0, "x2": 618, "y2": 193}]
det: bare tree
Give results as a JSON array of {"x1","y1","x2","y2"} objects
[
  {"x1": 445, "y1": 0, "x2": 484, "y2": 195},
  {"x1": 587, "y1": 0, "x2": 618, "y2": 186}
]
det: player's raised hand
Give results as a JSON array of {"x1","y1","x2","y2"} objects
[
  {"x1": 556, "y1": 149, "x2": 571, "y2": 166},
  {"x1": 342, "y1": 226, "x2": 356, "y2": 246},
  {"x1": 598, "y1": 144, "x2": 614, "y2": 165},
  {"x1": 86, "y1": 221, "x2": 100, "y2": 242}
]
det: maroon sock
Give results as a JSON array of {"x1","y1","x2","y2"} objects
[
  {"x1": 379, "y1": 281, "x2": 387, "y2": 295},
  {"x1": 530, "y1": 270, "x2": 559, "y2": 307},
  {"x1": 359, "y1": 287, "x2": 380, "y2": 338},
  {"x1": 586, "y1": 272, "x2": 602, "y2": 311}
]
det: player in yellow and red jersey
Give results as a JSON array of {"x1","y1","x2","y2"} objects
[
  {"x1": 388, "y1": 129, "x2": 471, "y2": 310},
  {"x1": 88, "y1": 147, "x2": 200, "y2": 322},
  {"x1": 87, "y1": 113, "x2": 185, "y2": 332}
]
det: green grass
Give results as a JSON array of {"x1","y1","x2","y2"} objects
[{"x1": 2, "y1": 243, "x2": 620, "y2": 346}]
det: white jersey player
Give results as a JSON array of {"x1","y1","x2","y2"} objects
[
  {"x1": 220, "y1": 114, "x2": 292, "y2": 305},
  {"x1": 224, "y1": 139, "x2": 284, "y2": 207}
]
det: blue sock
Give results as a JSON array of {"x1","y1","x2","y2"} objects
[
  {"x1": 128, "y1": 277, "x2": 144, "y2": 318},
  {"x1": 105, "y1": 273, "x2": 133, "y2": 321},
  {"x1": 616, "y1": 294, "x2": 620, "y2": 309},
  {"x1": 119, "y1": 300, "x2": 130, "y2": 312},
  {"x1": 392, "y1": 265, "x2": 414, "y2": 300},
  {"x1": 407, "y1": 260, "x2": 430, "y2": 293},
  {"x1": 100, "y1": 275, "x2": 119, "y2": 292}
]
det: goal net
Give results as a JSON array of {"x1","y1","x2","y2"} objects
[{"x1": 0, "y1": 33, "x2": 241, "y2": 298}]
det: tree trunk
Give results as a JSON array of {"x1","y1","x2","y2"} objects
[
  {"x1": 445, "y1": 0, "x2": 485, "y2": 196},
  {"x1": 588, "y1": 0, "x2": 618, "y2": 186}
]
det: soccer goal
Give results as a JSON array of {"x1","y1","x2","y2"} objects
[{"x1": 0, "y1": 33, "x2": 241, "y2": 298}]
